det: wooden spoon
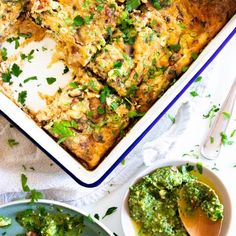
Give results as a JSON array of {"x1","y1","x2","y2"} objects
[{"x1": 178, "y1": 181, "x2": 222, "y2": 236}]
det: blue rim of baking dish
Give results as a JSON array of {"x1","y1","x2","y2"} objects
[{"x1": 1, "y1": 27, "x2": 235, "y2": 188}]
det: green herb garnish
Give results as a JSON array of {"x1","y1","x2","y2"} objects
[
  {"x1": 46, "y1": 77, "x2": 56, "y2": 85},
  {"x1": 73, "y1": 15, "x2": 85, "y2": 27},
  {"x1": 11, "y1": 63, "x2": 22, "y2": 77},
  {"x1": 220, "y1": 132, "x2": 234, "y2": 145},
  {"x1": 168, "y1": 44, "x2": 181, "y2": 52},
  {"x1": 126, "y1": 0, "x2": 141, "y2": 11},
  {"x1": 18, "y1": 91, "x2": 27, "y2": 105},
  {"x1": 102, "y1": 207, "x2": 117, "y2": 219},
  {"x1": 168, "y1": 114, "x2": 175, "y2": 124},
  {"x1": 1, "y1": 47, "x2": 8, "y2": 61},
  {"x1": 24, "y1": 76, "x2": 37, "y2": 83},
  {"x1": 190, "y1": 91, "x2": 198, "y2": 97},
  {"x1": 195, "y1": 76, "x2": 202, "y2": 82},
  {"x1": 222, "y1": 112, "x2": 231, "y2": 120},
  {"x1": 128, "y1": 111, "x2": 145, "y2": 118},
  {"x1": 7, "y1": 139, "x2": 19, "y2": 147}
]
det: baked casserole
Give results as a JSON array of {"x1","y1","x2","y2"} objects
[{"x1": 0, "y1": 0, "x2": 235, "y2": 169}]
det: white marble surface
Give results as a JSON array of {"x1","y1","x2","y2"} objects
[{"x1": 81, "y1": 35, "x2": 236, "y2": 235}]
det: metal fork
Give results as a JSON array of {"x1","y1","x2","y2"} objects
[{"x1": 201, "y1": 77, "x2": 236, "y2": 160}]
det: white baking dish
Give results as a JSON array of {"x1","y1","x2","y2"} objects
[{"x1": 0, "y1": 15, "x2": 235, "y2": 187}]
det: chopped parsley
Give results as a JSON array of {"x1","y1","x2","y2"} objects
[
  {"x1": 126, "y1": 0, "x2": 141, "y2": 11},
  {"x1": 7, "y1": 139, "x2": 19, "y2": 147},
  {"x1": 1, "y1": 47, "x2": 8, "y2": 61},
  {"x1": 110, "y1": 101, "x2": 120, "y2": 110},
  {"x1": 182, "y1": 66, "x2": 188, "y2": 73},
  {"x1": 63, "y1": 65, "x2": 69, "y2": 74},
  {"x1": 220, "y1": 132, "x2": 234, "y2": 145},
  {"x1": 230, "y1": 129, "x2": 236, "y2": 138},
  {"x1": 92, "y1": 214, "x2": 99, "y2": 221},
  {"x1": 167, "y1": 114, "x2": 175, "y2": 124},
  {"x1": 7, "y1": 36, "x2": 20, "y2": 49},
  {"x1": 2, "y1": 69, "x2": 12, "y2": 83},
  {"x1": 18, "y1": 91, "x2": 27, "y2": 105},
  {"x1": 97, "y1": 106, "x2": 105, "y2": 114},
  {"x1": 203, "y1": 104, "x2": 220, "y2": 126},
  {"x1": 20, "y1": 49, "x2": 35, "y2": 62},
  {"x1": 18, "y1": 32, "x2": 32, "y2": 39},
  {"x1": 113, "y1": 60, "x2": 123, "y2": 69},
  {"x1": 196, "y1": 162, "x2": 203, "y2": 174},
  {"x1": 191, "y1": 52, "x2": 198, "y2": 61},
  {"x1": 21, "y1": 174, "x2": 43, "y2": 203},
  {"x1": 23, "y1": 76, "x2": 37, "y2": 83},
  {"x1": 195, "y1": 76, "x2": 202, "y2": 82},
  {"x1": 100, "y1": 86, "x2": 110, "y2": 103},
  {"x1": 222, "y1": 112, "x2": 231, "y2": 120},
  {"x1": 69, "y1": 81, "x2": 79, "y2": 88},
  {"x1": 190, "y1": 91, "x2": 198, "y2": 97},
  {"x1": 210, "y1": 136, "x2": 214, "y2": 144},
  {"x1": 73, "y1": 15, "x2": 85, "y2": 27},
  {"x1": 128, "y1": 111, "x2": 145, "y2": 118},
  {"x1": 11, "y1": 63, "x2": 22, "y2": 77},
  {"x1": 52, "y1": 120, "x2": 77, "y2": 143},
  {"x1": 46, "y1": 77, "x2": 56, "y2": 85},
  {"x1": 102, "y1": 207, "x2": 117, "y2": 219},
  {"x1": 168, "y1": 44, "x2": 181, "y2": 52}
]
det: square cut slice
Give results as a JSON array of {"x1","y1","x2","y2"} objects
[
  {"x1": 88, "y1": 38, "x2": 135, "y2": 96},
  {"x1": 30, "y1": 0, "x2": 123, "y2": 66},
  {"x1": 36, "y1": 70, "x2": 135, "y2": 169}
]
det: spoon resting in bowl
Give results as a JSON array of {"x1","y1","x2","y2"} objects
[{"x1": 178, "y1": 181, "x2": 223, "y2": 236}]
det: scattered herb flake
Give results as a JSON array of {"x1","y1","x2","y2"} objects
[
  {"x1": 210, "y1": 136, "x2": 214, "y2": 144},
  {"x1": 195, "y1": 76, "x2": 202, "y2": 82},
  {"x1": 230, "y1": 129, "x2": 236, "y2": 138},
  {"x1": 191, "y1": 52, "x2": 198, "y2": 61},
  {"x1": 46, "y1": 77, "x2": 56, "y2": 85},
  {"x1": 94, "y1": 213, "x2": 100, "y2": 220},
  {"x1": 1, "y1": 47, "x2": 8, "y2": 61},
  {"x1": 73, "y1": 15, "x2": 85, "y2": 27},
  {"x1": 7, "y1": 139, "x2": 19, "y2": 147},
  {"x1": 222, "y1": 112, "x2": 231, "y2": 120},
  {"x1": 121, "y1": 159, "x2": 126, "y2": 165},
  {"x1": 126, "y1": 0, "x2": 141, "y2": 11},
  {"x1": 63, "y1": 65, "x2": 69, "y2": 74},
  {"x1": 18, "y1": 91, "x2": 27, "y2": 105},
  {"x1": 102, "y1": 207, "x2": 117, "y2": 219},
  {"x1": 203, "y1": 104, "x2": 220, "y2": 126},
  {"x1": 220, "y1": 132, "x2": 234, "y2": 145},
  {"x1": 24, "y1": 76, "x2": 37, "y2": 83},
  {"x1": 167, "y1": 114, "x2": 175, "y2": 124},
  {"x1": 11, "y1": 63, "x2": 22, "y2": 77},
  {"x1": 196, "y1": 162, "x2": 203, "y2": 174},
  {"x1": 100, "y1": 86, "x2": 110, "y2": 103},
  {"x1": 30, "y1": 189, "x2": 43, "y2": 203},
  {"x1": 168, "y1": 44, "x2": 181, "y2": 52},
  {"x1": 128, "y1": 111, "x2": 145, "y2": 118},
  {"x1": 21, "y1": 174, "x2": 30, "y2": 192},
  {"x1": 190, "y1": 91, "x2": 198, "y2": 97}
]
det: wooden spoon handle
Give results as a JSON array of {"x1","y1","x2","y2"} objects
[{"x1": 201, "y1": 78, "x2": 236, "y2": 160}]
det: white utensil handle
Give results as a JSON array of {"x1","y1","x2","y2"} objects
[{"x1": 201, "y1": 78, "x2": 236, "y2": 160}]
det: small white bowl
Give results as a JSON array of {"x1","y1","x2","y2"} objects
[{"x1": 121, "y1": 159, "x2": 232, "y2": 236}]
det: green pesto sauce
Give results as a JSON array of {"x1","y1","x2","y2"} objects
[
  {"x1": 16, "y1": 206, "x2": 84, "y2": 236},
  {"x1": 128, "y1": 166, "x2": 223, "y2": 236}
]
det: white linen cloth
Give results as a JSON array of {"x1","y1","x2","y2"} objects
[{"x1": 0, "y1": 60, "x2": 215, "y2": 206}]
